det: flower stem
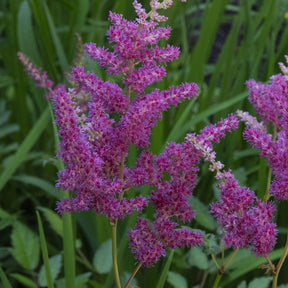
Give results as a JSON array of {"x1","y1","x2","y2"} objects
[
  {"x1": 112, "y1": 221, "x2": 122, "y2": 288},
  {"x1": 272, "y1": 231, "x2": 288, "y2": 288},
  {"x1": 212, "y1": 273, "x2": 222, "y2": 288},
  {"x1": 212, "y1": 248, "x2": 239, "y2": 288},
  {"x1": 211, "y1": 254, "x2": 220, "y2": 269},
  {"x1": 264, "y1": 124, "x2": 277, "y2": 202},
  {"x1": 123, "y1": 262, "x2": 142, "y2": 288}
]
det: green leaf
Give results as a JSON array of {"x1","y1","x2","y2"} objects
[
  {"x1": 38, "y1": 254, "x2": 62, "y2": 287},
  {"x1": 40, "y1": 0, "x2": 69, "y2": 71},
  {"x1": 93, "y1": 239, "x2": 112, "y2": 274},
  {"x1": 0, "y1": 208, "x2": 15, "y2": 226},
  {"x1": 0, "y1": 124, "x2": 19, "y2": 139},
  {"x1": 221, "y1": 248, "x2": 283, "y2": 286},
  {"x1": 11, "y1": 221, "x2": 40, "y2": 270},
  {"x1": 38, "y1": 207, "x2": 63, "y2": 237},
  {"x1": 185, "y1": 247, "x2": 209, "y2": 270},
  {"x1": 189, "y1": 197, "x2": 216, "y2": 230},
  {"x1": 237, "y1": 281, "x2": 247, "y2": 288},
  {"x1": 0, "y1": 107, "x2": 50, "y2": 191},
  {"x1": 120, "y1": 272, "x2": 138, "y2": 288},
  {"x1": 0, "y1": 266, "x2": 13, "y2": 288},
  {"x1": 17, "y1": 0, "x2": 42, "y2": 65},
  {"x1": 13, "y1": 175, "x2": 60, "y2": 199},
  {"x1": 167, "y1": 271, "x2": 187, "y2": 288},
  {"x1": 248, "y1": 277, "x2": 272, "y2": 288},
  {"x1": 10, "y1": 273, "x2": 38, "y2": 288},
  {"x1": 74, "y1": 273, "x2": 92, "y2": 288},
  {"x1": 155, "y1": 250, "x2": 174, "y2": 288},
  {"x1": 56, "y1": 273, "x2": 91, "y2": 288}
]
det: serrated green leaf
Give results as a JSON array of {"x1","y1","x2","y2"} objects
[
  {"x1": 167, "y1": 271, "x2": 187, "y2": 288},
  {"x1": 189, "y1": 197, "x2": 216, "y2": 230},
  {"x1": 38, "y1": 207, "x2": 63, "y2": 237},
  {"x1": 93, "y1": 239, "x2": 112, "y2": 274},
  {"x1": 11, "y1": 221, "x2": 40, "y2": 270},
  {"x1": 10, "y1": 273, "x2": 37, "y2": 288},
  {"x1": 248, "y1": 277, "x2": 272, "y2": 288},
  {"x1": 185, "y1": 246, "x2": 208, "y2": 270},
  {"x1": 38, "y1": 254, "x2": 62, "y2": 287}
]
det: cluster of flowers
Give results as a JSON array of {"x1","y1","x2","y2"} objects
[
  {"x1": 187, "y1": 120, "x2": 277, "y2": 257},
  {"x1": 207, "y1": 58, "x2": 288, "y2": 257},
  {"x1": 18, "y1": 0, "x2": 282, "y2": 267},
  {"x1": 237, "y1": 61, "x2": 288, "y2": 201}
]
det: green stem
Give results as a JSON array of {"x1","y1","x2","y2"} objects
[
  {"x1": 123, "y1": 262, "x2": 142, "y2": 288},
  {"x1": 211, "y1": 254, "x2": 220, "y2": 269},
  {"x1": 264, "y1": 124, "x2": 277, "y2": 202},
  {"x1": 212, "y1": 248, "x2": 239, "y2": 288},
  {"x1": 263, "y1": 168, "x2": 272, "y2": 202},
  {"x1": 272, "y1": 231, "x2": 288, "y2": 288},
  {"x1": 112, "y1": 222, "x2": 122, "y2": 288},
  {"x1": 212, "y1": 273, "x2": 222, "y2": 288},
  {"x1": 63, "y1": 213, "x2": 75, "y2": 288}
]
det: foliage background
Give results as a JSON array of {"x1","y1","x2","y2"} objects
[{"x1": 1, "y1": 0, "x2": 288, "y2": 287}]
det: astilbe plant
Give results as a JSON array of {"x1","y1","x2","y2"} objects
[
  {"x1": 232, "y1": 58, "x2": 288, "y2": 287},
  {"x1": 18, "y1": 0, "x2": 288, "y2": 287},
  {"x1": 19, "y1": 0, "x2": 203, "y2": 286}
]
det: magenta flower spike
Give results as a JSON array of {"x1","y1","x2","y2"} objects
[
  {"x1": 237, "y1": 56, "x2": 288, "y2": 201},
  {"x1": 183, "y1": 116, "x2": 277, "y2": 257},
  {"x1": 18, "y1": 0, "x2": 204, "y2": 267}
]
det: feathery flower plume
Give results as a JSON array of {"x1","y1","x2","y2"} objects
[
  {"x1": 19, "y1": 0, "x2": 202, "y2": 267},
  {"x1": 238, "y1": 56, "x2": 288, "y2": 201},
  {"x1": 185, "y1": 116, "x2": 277, "y2": 257}
]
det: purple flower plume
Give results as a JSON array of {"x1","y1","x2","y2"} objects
[
  {"x1": 128, "y1": 116, "x2": 239, "y2": 266},
  {"x1": 19, "y1": 0, "x2": 279, "y2": 268},
  {"x1": 18, "y1": 0, "x2": 203, "y2": 267},
  {"x1": 184, "y1": 118, "x2": 277, "y2": 257},
  {"x1": 237, "y1": 56, "x2": 288, "y2": 201},
  {"x1": 210, "y1": 170, "x2": 277, "y2": 256}
]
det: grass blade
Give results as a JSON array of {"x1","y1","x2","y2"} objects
[
  {"x1": 36, "y1": 210, "x2": 55, "y2": 288},
  {"x1": 165, "y1": 91, "x2": 247, "y2": 143},
  {"x1": 0, "y1": 107, "x2": 50, "y2": 191},
  {"x1": 155, "y1": 250, "x2": 175, "y2": 288}
]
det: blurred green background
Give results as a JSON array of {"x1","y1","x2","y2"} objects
[{"x1": 1, "y1": 0, "x2": 288, "y2": 287}]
